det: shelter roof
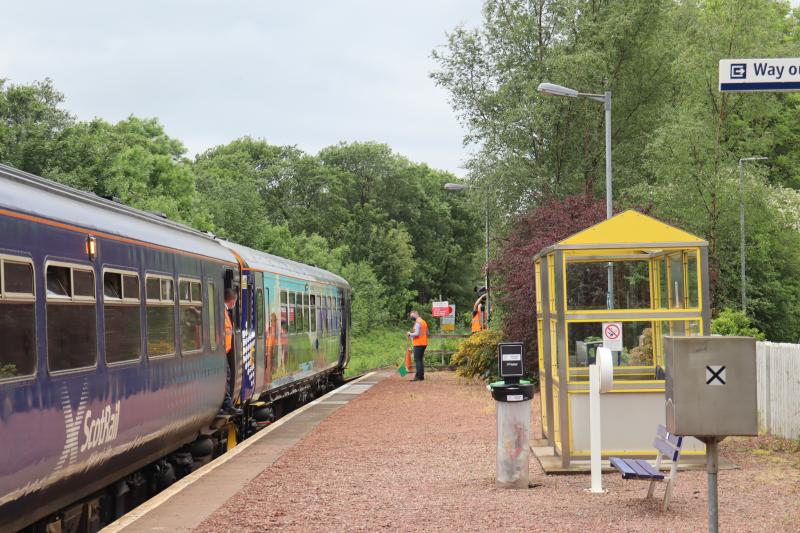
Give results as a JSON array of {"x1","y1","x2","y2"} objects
[{"x1": 535, "y1": 210, "x2": 707, "y2": 258}]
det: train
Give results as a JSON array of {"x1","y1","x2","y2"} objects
[{"x1": 0, "y1": 163, "x2": 352, "y2": 532}]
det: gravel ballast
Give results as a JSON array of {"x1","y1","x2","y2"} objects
[{"x1": 198, "y1": 371, "x2": 800, "y2": 532}]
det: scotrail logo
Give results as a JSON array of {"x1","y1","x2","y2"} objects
[{"x1": 55, "y1": 382, "x2": 121, "y2": 470}]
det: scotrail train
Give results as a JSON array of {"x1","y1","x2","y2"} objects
[{"x1": 0, "y1": 163, "x2": 352, "y2": 532}]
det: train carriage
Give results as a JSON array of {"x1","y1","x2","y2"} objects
[{"x1": 0, "y1": 163, "x2": 351, "y2": 531}]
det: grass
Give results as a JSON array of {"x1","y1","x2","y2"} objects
[{"x1": 346, "y1": 327, "x2": 469, "y2": 377}]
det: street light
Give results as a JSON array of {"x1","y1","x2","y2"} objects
[
  {"x1": 738, "y1": 156, "x2": 768, "y2": 314},
  {"x1": 444, "y1": 182, "x2": 490, "y2": 322},
  {"x1": 538, "y1": 81, "x2": 614, "y2": 307}
]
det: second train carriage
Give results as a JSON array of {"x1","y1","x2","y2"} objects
[{"x1": 0, "y1": 163, "x2": 351, "y2": 531}]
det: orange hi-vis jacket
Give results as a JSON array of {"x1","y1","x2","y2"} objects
[
  {"x1": 224, "y1": 309, "x2": 233, "y2": 353},
  {"x1": 471, "y1": 307, "x2": 483, "y2": 333},
  {"x1": 412, "y1": 317, "x2": 429, "y2": 347}
]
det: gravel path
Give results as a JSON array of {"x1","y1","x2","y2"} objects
[{"x1": 198, "y1": 371, "x2": 800, "y2": 532}]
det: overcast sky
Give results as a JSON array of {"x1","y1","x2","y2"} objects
[{"x1": 0, "y1": 1, "x2": 484, "y2": 176}]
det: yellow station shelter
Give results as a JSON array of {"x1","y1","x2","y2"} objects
[{"x1": 534, "y1": 210, "x2": 710, "y2": 467}]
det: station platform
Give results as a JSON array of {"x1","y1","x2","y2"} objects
[{"x1": 103, "y1": 370, "x2": 800, "y2": 532}]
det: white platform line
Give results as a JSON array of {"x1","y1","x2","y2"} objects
[{"x1": 101, "y1": 372, "x2": 376, "y2": 532}]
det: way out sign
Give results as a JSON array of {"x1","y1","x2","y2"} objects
[
  {"x1": 602, "y1": 322, "x2": 623, "y2": 352},
  {"x1": 720, "y1": 58, "x2": 800, "y2": 92}
]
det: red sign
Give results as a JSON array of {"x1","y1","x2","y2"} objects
[
  {"x1": 432, "y1": 301, "x2": 450, "y2": 317},
  {"x1": 604, "y1": 324, "x2": 621, "y2": 340}
]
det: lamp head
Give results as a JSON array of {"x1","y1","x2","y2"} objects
[
  {"x1": 537, "y1": 82, "x2": 579, "y2": 98},
  {"x1": 444, "y1": 183, "x2": 469, "y2": 191}
]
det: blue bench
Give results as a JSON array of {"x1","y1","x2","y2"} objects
[{"x1": 609, "y1": 425, "x2": 684, "y2": 511}]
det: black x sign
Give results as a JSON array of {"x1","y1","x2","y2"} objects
[{"x1": 706, "y1": 365, "x2": 726, "y2": 385}]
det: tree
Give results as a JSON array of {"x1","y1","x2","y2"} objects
[
  {"x1": 0, "y1": 78, "x2": 73, "y2": 175},
  {"x1": 492, "y1": 195, "x2": 606, "y2": 365},
  {"x1": 43, "y1": 116, "x2": 208, "y2": 228}
]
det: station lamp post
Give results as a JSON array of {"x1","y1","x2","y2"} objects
[
  {"x1": 444, "y1": 182, "x2": 490, "y2": 322},
  {"x1": 537, "y1": 82, "x2": 614, "y2": 308},
  {"x1": 738, "y1": 156, "x2": 768, "y2": 314}
]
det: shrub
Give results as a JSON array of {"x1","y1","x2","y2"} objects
[
  {"x1": 450, "y1": 328, "x2": 503, "y2": 382},
  {"x1": 711, "y1": 308, "x2": 766, "y2": 340}
]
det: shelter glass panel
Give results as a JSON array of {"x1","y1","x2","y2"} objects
[{"x1": 566, "y1": 260, "x2": 650, "y2": 310}]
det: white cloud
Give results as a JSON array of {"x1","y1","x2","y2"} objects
[{"x1": 1, "y1": 0, "x2": 483, "y2": 176}]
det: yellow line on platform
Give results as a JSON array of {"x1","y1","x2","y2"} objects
[{"x1": 101, "y1": 371, "x2": 377, "y2": 533}]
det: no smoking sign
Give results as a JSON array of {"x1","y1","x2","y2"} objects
[{"x1": 602, "y1": 322, "x2": 623, "y2": 351}]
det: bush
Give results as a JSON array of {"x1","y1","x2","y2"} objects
[
  {"x1": 450, "y1": 328, "x2": 503, "y2": 382},
  {"x1": 711, "y1": 308, "x2": 766, "y2": 340}
]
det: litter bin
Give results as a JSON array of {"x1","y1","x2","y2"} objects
[{"x1": 490, "y1": 381, "x2": 533, "y2": 489}]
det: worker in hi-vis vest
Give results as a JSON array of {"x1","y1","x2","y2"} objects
[
  {"x1": 471, "y1": 302, "x2": 484, "y2": 334},
  {"x1": 221, "y1": 288, "x2": 242, "y2": 416},
  {"x1": 407, "y1": 310, "x2": 428, "y2": 381}
]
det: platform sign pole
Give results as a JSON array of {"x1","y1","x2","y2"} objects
[{"x1": 589, "y1": 363, "x2": 602, "y2": 493}]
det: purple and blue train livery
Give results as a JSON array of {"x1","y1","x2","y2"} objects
[{"x1": 0, "y1": 164, "x2": 351, "y2": 531}]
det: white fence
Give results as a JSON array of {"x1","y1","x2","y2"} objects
[{"x1": 756, "y1": 341, "x2": 800, "y2": 440}]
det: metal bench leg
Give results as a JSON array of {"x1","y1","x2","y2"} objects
[
  {"x1": 662, "y1": 460, "x2": 679, "y2": 511},
  {"x1": 647, "y1": 455, "x2": 662, "y2": 499}
]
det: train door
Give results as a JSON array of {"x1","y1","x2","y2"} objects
[
  {"x1": 239, "y1": 269, "x2": 256, "y2": 403},
  {"x1": 224, "y1": 268, "x2": 242, "y2": 404},
  {"x1": 253, "y1": 271, "x2": 266, "y2": 397},
  {"x1": 340, "y1": 292, "x2": 351, "y2": 368}
]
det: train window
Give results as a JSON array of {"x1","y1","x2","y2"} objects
[
  {"x1": 104, "y1": 270, "x2": 141, "y2": 364},
  {"x1": 256, "y1": 289, "x2": 265, "y2": 338},
  {"x1": 288, "y1": 292, "x2": 296, "y2": 334},
  {"x1": 0, "y1": 256, "x2": 36, "y2": 380},
  {"x1": 123, "y1": 275, "x2": 139, "y2": 300},
  {"x1": 104, "y1": 272, "x2": 123, "y2": 299},
  {"x1": 281, "y1": 290, "x2": 289, "y2": 334},
  {"x1": 47, "y1": 265, "x2": 71, "y2": 297},
  {"x1": 297, "y1": 292, "x2": 305, "y2": 332},
  {"x1": 146, "y1": 278, "x2": 160, "y2": 300},
  {"x1": 73, "y1": 269, "x2": 95, "y2": 299},
  {"x1": 310, "y1": 294, "x2": 317, "y2": 333},
  {"x1": 208, "y1": 282, "x2": 218, "y2": 350},
  {"x1": 179, "y1": 279, "x2": 203, "y2": 353},
  {"x1": 46, "y1": 263, "x2": 97, "y2": 372},
  {"x1": 146, "y1": 274, "x2": 175, "y2": 357},
  {"x1": 4, "y1": 261, "x2": 34, "y2": 295},
  {"x1": 161, "y1": 279, "x2": 174, "y2": 302}
]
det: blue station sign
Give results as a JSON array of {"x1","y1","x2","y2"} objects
[{"x1": 720, "y1": 58, "x2": 800, "y2": 92}]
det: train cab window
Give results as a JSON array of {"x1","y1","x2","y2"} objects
[
  {"x1": 103, "y1": 270, "x2": 141, "y2": 364},
  {"x1": 0, "y1": 257, "x2": 36, "y2": 380},
  {"x1": 309, "y1": 294, "x2": 317, "y2": 333},
  {"x1": 145, "y1": 274, "x2": 176, "y2": 357},
  {"x1": 256, "y1": 288, "x2": 265, "y2": 338},
  {"x1": 46, "y1": 263, "x2": 97, "y2": 372},
  {"x1": 179, "y1": 279, "x2": 203, "y2": 353},
  {"x1": 208, "y1": 282, "x2": 218, "y2": 350}
]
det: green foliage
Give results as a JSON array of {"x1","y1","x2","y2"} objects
[
  {"x1": 346, "y1": 328, "x2": 407, "y2": 376},
  {"x1": 450, "y1": 328, "x2": 503, "y2": 382},
  {"x1": 0, "y1": 78, "x2": 73, "y2": 175},
  {"x1": 340, "y1": 262, "x2": 391, "y2": 335},
  {"x1": 711, "y1": 308, "x2": 767, "y2": 341},
  {"x1": 434, "y1": 0, "x2": 800, "y2": 343}
]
